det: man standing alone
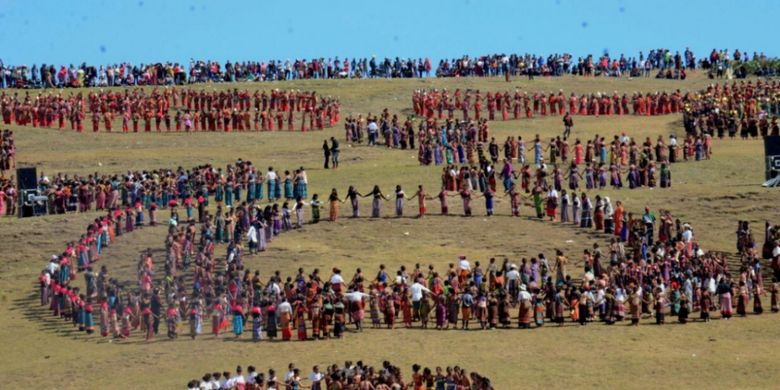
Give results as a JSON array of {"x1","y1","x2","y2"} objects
[
  {"x1": 330, "y1": 137, "x2": 340, "y2": 169},
  {"x1": 563, "y1": 112, "x2": 574, "y2": 140},
  {"x1": 322, "y1": 140, "x2": 331, "y2": 169}
]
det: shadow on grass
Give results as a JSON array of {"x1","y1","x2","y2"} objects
[{"x1": 11, "y1": 288, "x2": 90, "y2": 341}]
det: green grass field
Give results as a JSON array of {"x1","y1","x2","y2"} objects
[{"x1": 1, "y1": 72, "x2": 779, "y2": 389}]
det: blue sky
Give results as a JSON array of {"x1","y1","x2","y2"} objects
[{"x1": 0, "y1": 0, "x2": 778, "y2": 66}]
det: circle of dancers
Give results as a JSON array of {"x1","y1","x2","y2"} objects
[{"x1": 36, "y1": 161, "x2": 780, "y2": 343}]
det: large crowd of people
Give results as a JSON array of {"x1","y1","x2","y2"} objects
[
  {"x1": 0, "y1": 88, "x2": 340, "y2": 133},
  {"x1": 185, "y1": 361, "x2": 493, "y2": 390},
  {"x1": 683, "y1": 80, "x2": 780, "y2": 138},
  {"x1": 410, "y1": 81, "x2": 780, "y2": 142},
  {"x1": 35, "y1": 150, "x2": 780, "y2": 346},
  {"x1": 1, "y1": 57, "x2": 431, "y2": 89},
  {"x1": 32, "y1": 160, "x2": 309, "y2": 216},
  {"x1": 14, "y1": 46, "x2": 780, "y2": 390},
  {"x1": 340, "y1": 110, "x2": 719, "y2": 206},
  {"x1": 2, "y1": 48, "x2": 775, "y2": 90},
  {"x1": 0, "y1": 157, "x2": 316, "y2": 225},
  {"x1": 346, "y1": 108, "x2": 711, "y2": 163},
  {"x1": 417, "y1": 121, "x2": 709, "y2": 167},
  {"x1": 434, "y1": 48, "x2": 773, "y2": 79},
  {"x1": 35, "y1": 160, "x2": 318, "y2": 339},
  {"x1": 37, "y1": 208, "x2": 780, "y2": 349},
  {"x1": 411, "y1": 88, "x2": 688, "y2": 121},
  {"x1": 38, "y1": 206, "x2": 136, "y2": 335}
]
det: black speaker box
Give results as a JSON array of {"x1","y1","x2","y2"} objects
[
  {"x1": 765, "y1": 136, "x2": 780, "y2": 156},
  {"x1": 16, "y1": 167, "x2": 37, "y2": 190},
  {"x1": 766, "y1": 136, "x2": 780, "y2": 180}
]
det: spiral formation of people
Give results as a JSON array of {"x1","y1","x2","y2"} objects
[{"x1": 2, "y1": 2, "x2": 780, "y2": 389}]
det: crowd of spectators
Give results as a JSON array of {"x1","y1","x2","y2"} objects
[{"x1": 1, "y1": 48, "x2": 774, "y2": 89}]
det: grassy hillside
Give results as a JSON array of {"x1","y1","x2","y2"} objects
[{"x1": 1, "y1": 72, "x2": 778, "y2": 389}]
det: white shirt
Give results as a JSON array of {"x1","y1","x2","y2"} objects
[
  {"x1": 773, "y1": 245, "x2": 780, "y2": 258},
  {"x1": 409, "y1": 282, "x2": 431, "y2": 301},
  {"x1": 266, "y1": 282, "x2": 281, "y2": 297},
  {"x1": 46, "y1": 261, "x2": 60, "y2": 275},
  {"x1": 594, "y1": 289, "x2": 605, "y2": 305},
  {"x1": 277, "y1": 301, "x2": 292, "y2": 314},
  {"x1": 344, "y1": 291, "x2": 370, "y2": 302},
  {"x1": 615, "y1": 289, "x2": 626, "y2": 303},
  {"x1": 517, "y1": 290, "x2": 531, "y2": 302},
  {"x1": 458, "y1": 259, "x2": 471, "y2": 271},
  {"x1": 309, "y1": 372, "x2": 324, "y2": 383},
  {"x1": 330, "y1": 274, "x2": 344, "y2": 285},
  {"x1": 247, "y1": 226, "x2": 258, "y2": 243},
  {"x1": 266, "y1": 171, "x2": 277, "y2": 181},
  {"x1": 582, "y1": 291, "x2": 594, "y2": 302},
  {"x1": 505, "y1": 269, "x2": 520, "y2": 282}
]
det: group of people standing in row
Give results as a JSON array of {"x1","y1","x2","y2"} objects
[
  {"x1": 186, "y1": 361, "x2": 493, "y2": 390},
  {"x1": 9, "y1": 47, "x2": 752, "y2": 90},
  {"x1": 0, "y1": 88, "x2": 340, "y2": 133},
  {"x1": 0, "y1": 129, "x2": 16, "y2": 216},
  {"x1": 30, "y1": 160, "x2": 308, "y2": 218},
  {"x1": 412, "y1": 88, "x2": 688, "y2": 122},
  {"x1": 0, "y1": 128, "x2": 14, "y2": 174},
  {"x1": 346, "y1": 106, "x2": 712, "y2": 175}
]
